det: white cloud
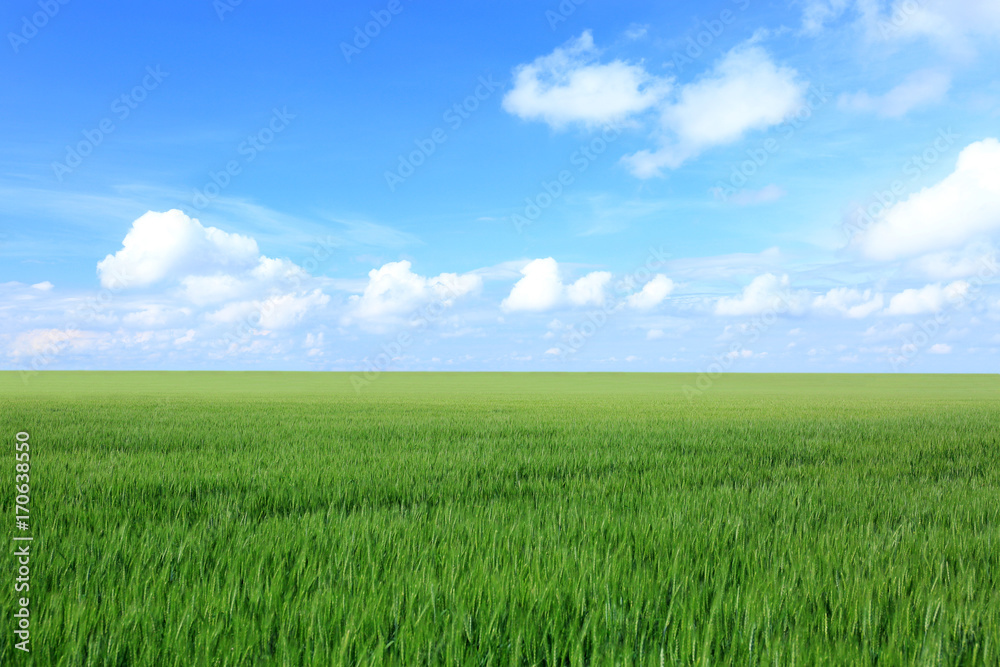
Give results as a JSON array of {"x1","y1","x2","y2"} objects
[
  {"x1": 566, "y1": 271, "x2": 612, "y2": 306},
  {"x1": 207, "y1": 289, "x2": 330, "y2": 329},
  {"x1": 812, "y1": 287, "x2": 885, "y2": 318},
  {"x1": 501, "y1": 258, "x2": 564, "y2": 312},
  {"x1": 501, "y1": 258, "x2": 612, "y2": 312},
  {"x1": 502, "y1": 31, "x2": 669, "y2": 128},
  {"x1": 31, "y1": 281, "x2": 54, "y2": 291},
  {"x1": 715, "y1": 273, "x2": 806, "y2": 316},
  {"x1": 864, "y1": 0, "x2": 1000, "y2": 53},
  {"x1": 801, "y1": 0, "x2": 850, "y2": 34},
  {"x1": 344, "y1": 260, "x2": 481, "y2": 326},
  {"x1": 178, "y1": 256, "x2": 315, "y2": 307},
  {"x1": 122, "y1": 305, "x2": 192, "y2": 328},
  {"x1": 180, "y1": 274, "x2": 247, "y2": 306},
  {"x1": 627, "y1": 275, "x2": 675, "y2": 309},
  {"x1": 623, "y1": 44, "x2": 806, "y2": 176},
  {"x1": 91, "y1": 210, "x2": 332, "y2": 337},
  {"x1": 503, "y1": 35, "x2": 804, "y2": 178},
  {"x1": 302, "y1": 331, "x2": 323, "y2": 357},
  {"x1": 251, "y1": 257, "x2": 309, "y2": 284},
  {"x1": 855, "y1": 139, "x2": 1000, "y2": 261},
  {"x1": 929, "y1": 343, "x2": 952, "y2": 354},
  {"x1": 624, "y1": 24, "x2": 648, "y2": 40},
  {"x1": 646, "y1": 329, "x2": 665, "y2": 340},
  {"x1": 838, "y1": 69, "x2": 950, "y2": 117},
  {"x1": 802, "y1": 0, "x2": 1000, "y2": 53},
  {"x1": 909, "y1": 244, "x2": 998, "y2": 280},
  {"x1": 97, "y1": 209, "x2": 259, "y2": 288},
  {"x1": 885, "y1": 281, "x2": 970, "y2": 315},
  {"x1": 7, "y1": 329, "x2": 99, "y2": 359},
  {"x1": 174, "y1": 330, "x2": 195, "y2": 345}
]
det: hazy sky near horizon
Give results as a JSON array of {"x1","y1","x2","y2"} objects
[{"x1": 3, "y1": 0, "x2": 1000, "y2": 373}]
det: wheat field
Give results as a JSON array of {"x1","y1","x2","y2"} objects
[{"x1": 1, "y1": 372, "x2": 998, "y2": 665}]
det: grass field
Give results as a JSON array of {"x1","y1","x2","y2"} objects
[{"x1": 2, "y1": 372, "x2": 998, "y2": 665}]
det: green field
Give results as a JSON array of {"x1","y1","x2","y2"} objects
[{"x1": 2, "y1": 372, "x2": 998, "y2": 665}]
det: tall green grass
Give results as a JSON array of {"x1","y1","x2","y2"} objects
[{"x1": 1, "y1": 372, "x2": 998, "y2": 665}]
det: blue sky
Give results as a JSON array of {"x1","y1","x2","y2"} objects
[{"x1": 3, "y1": 0, "x2": 1000, "y2": 375}]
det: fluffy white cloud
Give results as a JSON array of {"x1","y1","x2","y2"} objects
[
  {"x1": 502, "y1": 258, "x2": 612, "y2": 312},
  {"x1": 251, "y1": 257, "x2": 309, "y2": 284},
  {"x1": 812, "y1": 287, "x2": 885, "y2": 318},
  {"x1": 839, "y1": 69, "x2": 950, "y2": 118},
  {"x1": 97, "y1": 209, "x2": 259, "y2": 288},
  {"x1": 928, "y1": 343, "x2": 952, "y2": 354},
  {"x1": 503, "y1": 35, "x2": 803, "y2": 177},
  {"x1": 344, "y1": 261, "x2": 482, "y2": 325},
  {"x1": 627, "y1": 275, "x2": 675, "y2": 309},
  {"x1": 623, "y1": 44, "x2": 806, "y2": 176},
  {"x1": 566, "y1": 271, "x2": 612, "y2": 306},
  {"x1": 855, "y1": 139, "x2": 1000, "y2": 261},
  {"x1": 93, "y1": 210, "x2": 332, "y2": 336},
  {"x1": 502, "y1": 31, "x2": 668, "y2": 128},
  {"x1": 502, "y1": 259, "x2": 565, "y2": 312},
  {"x1": 715, "y1": 273, "x2": 806, "y2": 316},
  {"x1": 885, "y1": 281, "x2": 970, "y2": 315}
]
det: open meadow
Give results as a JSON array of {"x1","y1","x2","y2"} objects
[{"x1": 1, "y1": 372, "x2": 998, "y2": 665}]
